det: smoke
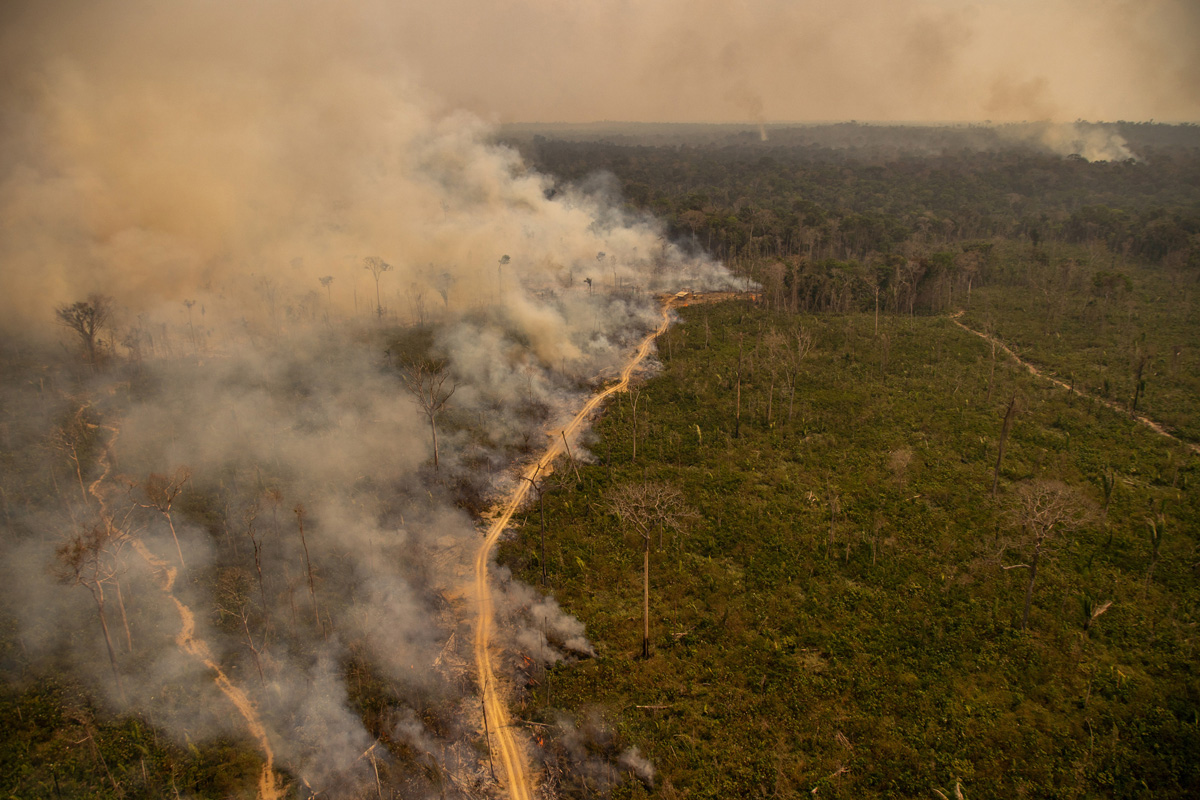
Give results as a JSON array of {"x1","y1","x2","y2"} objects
[
  {"x1": 995, "y1": 121, "x2": 1138, "y2": 162},
  {"x1": 543, "y1": 711, "x2": 656, "y2": 795},
  {"x1": 354, "y1": 0, "x2": 1198, "y2": 124},
  {"x1": 0, "y1": 0, "x2": 730, "y2": 795},
  {"x1": 498, "y1": 576, "x2": 598, "y2": 663},
  {"x1": 618, "y1": 745, "x2": 656, "y2": 788},
  {"x1": 1034, "y1": 123, "x2": 1136, "y2": 163}
]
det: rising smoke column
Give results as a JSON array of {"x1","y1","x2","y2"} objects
[{"x1": 0, "y1": 1, "x2": 732, "y2": 795}]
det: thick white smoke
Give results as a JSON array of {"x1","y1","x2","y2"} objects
[
  {"x1": 998, "y1": 121, "x2": 1137, "y2": 162},
  {"x1": 0, "y1": 0, "x2": 731, "y2": 794}
]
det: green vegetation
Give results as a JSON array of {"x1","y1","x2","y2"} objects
[
  {"x1": 502, "y1": 301, "x2": 1200, "y2": 798},
  {"x1": 961, "y1": 244, "x2": 1200, "y2": 443},
  {"x1": 0, "y1": 678, "x2": 263, "y2": 799}
]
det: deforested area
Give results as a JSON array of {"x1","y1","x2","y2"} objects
[
  {"x1": 503, "y1": 300, "x2": 1200, "y2": 799},
  {"x1": 497, "y1": 126, "x2": 1200, "y2": 798}
]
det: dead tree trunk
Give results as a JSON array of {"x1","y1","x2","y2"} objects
[
  {"x1": 642, "y1": 538, "x2": 650, "y2": 658},
  {"x1": 294, "y1": 503, "x2": 320, "y2": 627},
  {"x1": 992, "y1": 394, "x2": 1018, "y2": 497},
  {"x1": 734, "y1": 338, "x2": 743, "y2": 439},
  {"x1": 986, "y1": 339, "x2": 997, "y2": 404}
]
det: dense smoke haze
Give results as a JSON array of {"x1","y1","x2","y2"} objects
[
  {"x1": 265, "y1": 0, "x2": 1197, "y2": 125},
  {"x1": 0, "y1": 0, "x2": 1191, "y2": 796},
  {"x1": 0, "y1": 0, "x2": 730, "y2": 795}
]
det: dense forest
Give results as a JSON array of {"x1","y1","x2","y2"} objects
[{"x1": 506, "y1": 123, "x2": 1200, "y2": 269}]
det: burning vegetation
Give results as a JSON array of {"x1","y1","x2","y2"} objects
[{"x1": 0, "y1": 2, "x2": 735, "y2": 797}]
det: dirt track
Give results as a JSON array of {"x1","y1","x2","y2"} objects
[
  {"x1": 471, "y1": 298, "x2": 676, "y2": 800},
  {"x1": 950, "y1": 312, "x2": 1199, "y2": 457},
  {"x1": 89, "y1": 422, "x2": 281, "y2": 800}
]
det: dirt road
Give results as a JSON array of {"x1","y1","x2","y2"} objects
[
  {"x1": 472, "y1": 298, "x2": 676, "y2": 800},
  {"x1": 950, "y1": 312, "x2": 1199, "y2": 456}
]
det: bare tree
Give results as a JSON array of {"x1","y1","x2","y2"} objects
[
  {"x1": 55, "y1": 522, "x2": 131, "y2": 699},
  {"x1": 56, "y1": 294, "x2": 113, "y2": 367},
  {"x1": 1000, "y1": 480, "x2": 1097, "y2": 631},
  {"x1": 734, "y1": 335, "x2": 744, "y2": 438},
  {"x1": 400, "y1": 358, "x2": 457, "y2": 472},
  {"x1": 182, "y1": 299, "x2": 197, "y2": 353},
  {"x1": 1130, "y1": 347, "x2": 1150, "y2": 413},
  {"x1": 53, "y1": 404, "x2": 97, "y2": 506},
  {"x1": 770, "y1": 325, "x2": 812, "y2": 426},
  {"x1": 629, "y1": 387, "x2": 642, "y2": 463},
  {"x1": 136, "y1": 467, "x2": 190, "y2": 567},
  {"x1": 363, "y1": 256, "x2": 391, "y2": 320},
  {"x1": 409, "y1": 285, "x2": 427, "y2": 326},
  {"x1": 243, "y1": 499, "x2": 271, "y2": 629},
  {"x1": 888, "y1": 448, "x2": 913, "y2": 490},
  {"x1": 1145, "y1": 505, "x2": 1167, "y2": 585},
  {"x1": 826, "y1": 485, "x2": 841, "y2": 560},
  {"x1": 216, "y1": 567, "x2": 266, "y2": 684},
  {"x1": 319, "y1": 276, "x2": 334, "y2": 323},
  {"x1": 607, "y1": 482, "x2": 691, "y2": 658},
  {"x1": 986, "y1": 335, "x2": 998, "y2": 404},
  {"x1": 1099, "y1": 469, "x2": 1116, "y2": 517},
  {"x1": 435, "y1": 271, "x2": 454, "y2": 309}
]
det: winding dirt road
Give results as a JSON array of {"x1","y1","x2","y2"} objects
[
  {"x1": 89, "y1": 422, "x2": 281, "y2": 800},
  {"x1": 472, "y1": 298, "x2": 676, "y2": 800},
  {"x1": 950, "y1": 312, "x2": 1199, "y2": 456}
]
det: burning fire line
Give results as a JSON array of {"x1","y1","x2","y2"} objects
[
  {"x1": 88, "y1": 422, "x2": 282, "y2": 800},
  {"x1": 472, "y1": 297, "x2": 676, "y2": 800}
]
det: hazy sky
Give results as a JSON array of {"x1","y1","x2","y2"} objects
[
  {"x1": 2, "y1": 0, "x2": 1197, "y2": 128},
  {"x1": 397, "y1": 0, "x2": 1200, "y2": 123}
]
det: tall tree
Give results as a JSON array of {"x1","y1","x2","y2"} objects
[
  {"x1": 769, "y1": 325, "x2": 813, "y2": 426},
  {"x1": 607, "y1": 482, "x2": 690, "y2": 658},
  {"x1": 319, "y1": 276, "x2": 334, "y2": 322},
  {"x1": 363, "y1": 256, "x2": 391, "y2": 320},
  {"x1": 522, "y1": 469, "x2": 551, "y2": 586},
  {"x1": 992, "y1": 393, "x2": 1019, "y2": 497},
  {"x1": 400, "y1": 358, "x2": 457, "y2": 472},
  {"x1": 497, "y1": 254, "x2": 510, "y2": 299},
  {"x1": 136, "y1": 467, "x2": 190, "y2": 567},
  {"x1": 55, "y1": 521, "x2": 130, "y2": 700}
]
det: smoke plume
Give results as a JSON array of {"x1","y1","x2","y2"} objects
[{"x1": 0, "y1": 1, "x2": 725, "y2": 794}]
